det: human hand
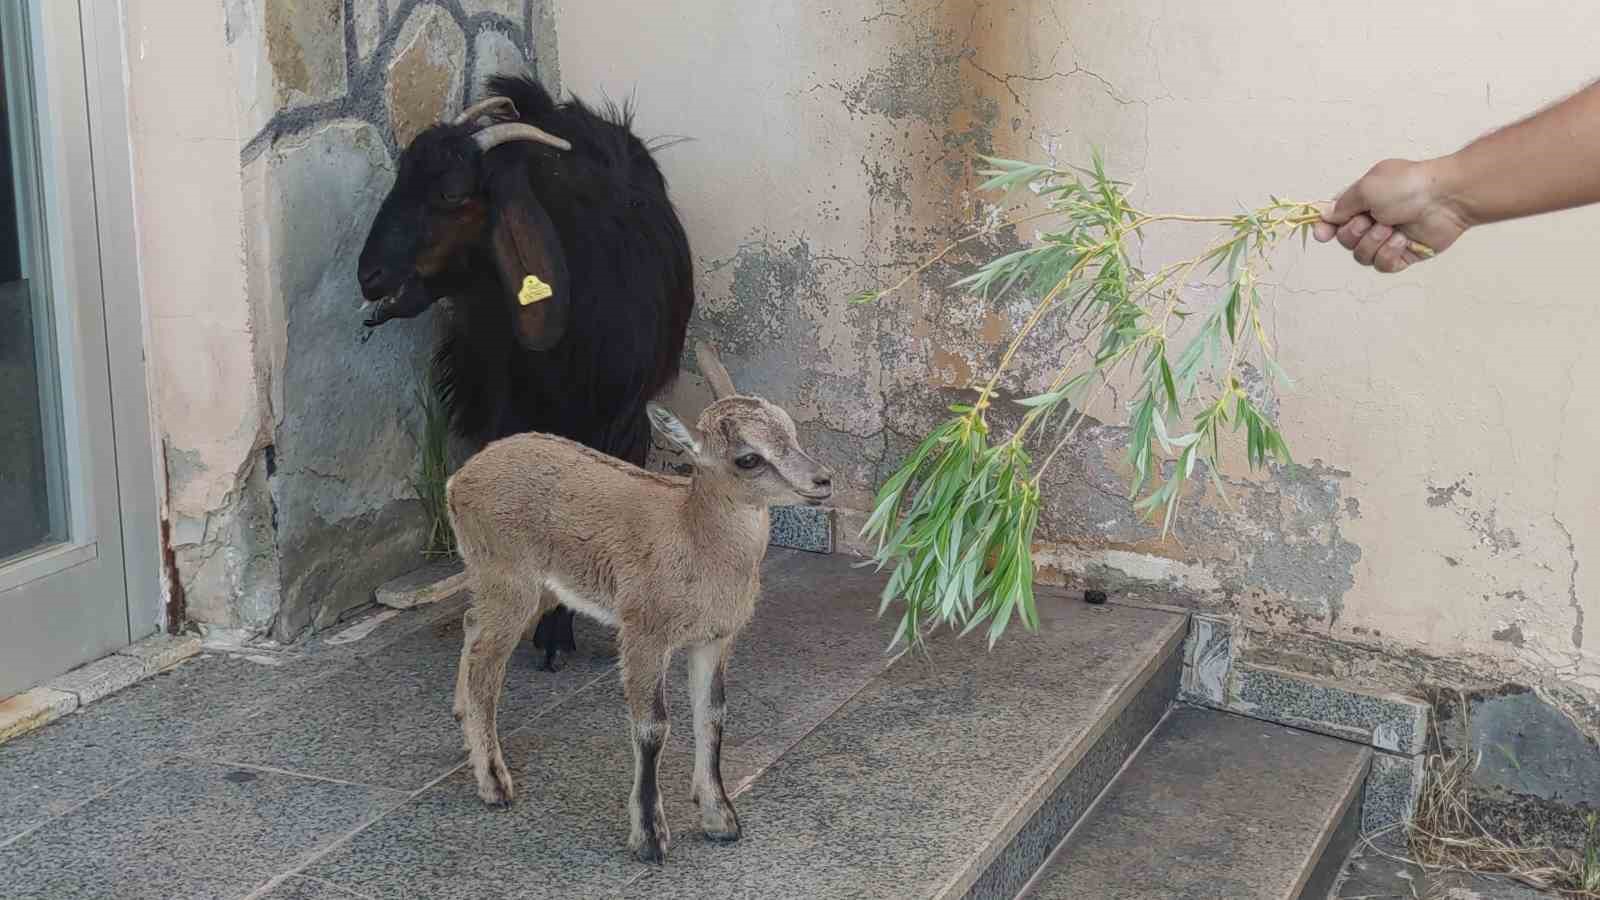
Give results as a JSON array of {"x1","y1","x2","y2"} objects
[{"x1": 1312, "y1": 158, "x2": 1473, "y2": 273}]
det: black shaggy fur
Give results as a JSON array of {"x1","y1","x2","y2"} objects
[
  {"x1": 358, "y1": 75, "x2": 695, "y2": 668},
  {"x1": 437, "y1": 77, "x2": 693, "y2": 462}
]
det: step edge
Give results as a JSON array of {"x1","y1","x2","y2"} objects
[
  {"x1": 936, "y1": 611, "x2": 1189, "y2": 900},
  {"x1": 1012, "y1": 704, "x2": 1180, "y2": 900},
  {"x1": 1014, "y1": 708, "x2": 1376, "y2": 900},
  {"x1": 1294, "y1": 745, "x2": 1372, "y2": 900}
]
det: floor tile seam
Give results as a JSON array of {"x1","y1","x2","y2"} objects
[
  {"x1": 168, "y1": 754, "x2": 415, "y2": 796},
  {"x1": 236, "y1": 791, "x2": 414, "y2": 900},
  {"x1": 205, "y1": 599, "x2": 467, "y2": 709},
  {"x1": 1008, "y1": 704, "x2": 1176, "y2": 900},
  {"x1": 722, "y1": 651, "x2": 901, "y2": 800},
  {"x1": 499, "y1": 663, "x2": 622, "y2": 744},
  {"x1": 355, "y1": 662, "x2": 621, "y2": 804},
  {"x1": 0, "y1": 751, "x2": 176, "y2": 850},
  {"x1": 938, "y1": 618, "x2": 1188, "y2": 897},
  {"x1": 609, "y1": 629, "x2": 910, "y2": 894}
]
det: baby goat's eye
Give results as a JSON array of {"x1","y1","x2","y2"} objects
[
  {"x1": 734, "y1": 453, "x2": 763, "y2": 470},
  {"x1": 437, "y1": 189, "x2": 469, "y2": 207}
]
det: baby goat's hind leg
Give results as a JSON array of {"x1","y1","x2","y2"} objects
[
  {"x1": 461, "y1": 579, "x2": 541, "y2": 808},
  {"x1": 688, "y1": 639, "x2": 740, "y2": 842},
  {"x1": 453, "y1": 606, "x2": 480, "y2": 722},
  {"x1": 622, "y1": 639, "x2": 673, "y2": 863}
]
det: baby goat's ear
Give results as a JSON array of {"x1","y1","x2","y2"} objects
[{"x1": 647, "y1": 403, "x2": 701, "y2": 455}]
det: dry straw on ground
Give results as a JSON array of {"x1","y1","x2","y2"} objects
[{"x1": 1361, "y1": 693, "x2": 1599, "y2": 898}]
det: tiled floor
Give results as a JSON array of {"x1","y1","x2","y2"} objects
[
  {"x1": 0, "y1": 549, "x2": 1192, "y2": 900},
  {"x1": 0, "y1": 550, "x2": 901, "y2": 899}
]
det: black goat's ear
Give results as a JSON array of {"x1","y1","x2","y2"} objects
[{"x1": 486, "y1": 166, "x2": 569, "y2": 351}]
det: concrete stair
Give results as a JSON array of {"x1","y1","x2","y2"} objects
[
  {"x1": 1021, "y1": 706, "x2": 1369, "y2": 900},
  {"x1": 0, "y1": 549, "x2": 1381, "y2": 899}
]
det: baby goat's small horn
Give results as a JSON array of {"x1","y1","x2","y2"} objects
[
  {"x1": 453, "y1": 96, "x2": 516, "y2": 126},
  {"x1": 473, "y1": 122, "x2": 572, "y2": 152},
  {"x1": 695, "y1": 341, "x2": 737, "y2": 400}
]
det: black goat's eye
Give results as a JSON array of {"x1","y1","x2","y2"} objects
[
  {"x1": 437, "y1": 190, "x2": 468, "y2": 207},
  {"x1": 734, "y1": 453, "x2": 763, "y2": 470}
]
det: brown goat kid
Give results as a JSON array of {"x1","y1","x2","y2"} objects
[{"x1": 446, "y1": 343, "x2": 832, "y2": 862}]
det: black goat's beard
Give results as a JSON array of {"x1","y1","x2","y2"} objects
[{"x1": 362, "y1": 274, "x2": 437, "y2": 327}]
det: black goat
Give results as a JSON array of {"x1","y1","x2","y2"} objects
[{"x1": 357, "y1": 74, "x2": 695, "y2": 670}]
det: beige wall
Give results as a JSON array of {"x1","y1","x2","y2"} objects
[
  {"x1": 559, "y1": 0, "x2": 1599, "y2": 702},
  {"x1": 123, "y1": 0, "x2": 278, "y2": 630}
]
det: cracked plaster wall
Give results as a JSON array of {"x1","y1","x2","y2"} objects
[
  {"x1": 558, "y1": 0, "x2": 1599, "y2": 707},
  {"x1": 126, "y1": 0, "x2": 556, "y2": 641}
]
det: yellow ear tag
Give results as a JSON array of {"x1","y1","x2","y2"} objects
[{"x1": 518, "y1": 274, "x2": 553, "y2": 306}]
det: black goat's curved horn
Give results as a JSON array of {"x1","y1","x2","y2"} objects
[
  {"x1": 453, "y1": 96, "x2": 516, "y2": 127},
  {"x1": 473, "y1": 122, "x2": 572, "y2": 153}
]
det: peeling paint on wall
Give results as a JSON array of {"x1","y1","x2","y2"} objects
[{"x1": 558, "y1": 0, "x2": 1597, "y2": 715}]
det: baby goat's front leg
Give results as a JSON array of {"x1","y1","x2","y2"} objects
[
  {"x1": 688, "y1": 639, "x2": 740, "y2": 842},
  {"x1": 622, "y1": 641, "x2": 672, "y2": 863}
]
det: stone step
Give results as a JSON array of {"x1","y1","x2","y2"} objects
[
  {"x1": 1021, "y1": 705, "x2": 1371, "y2": 900},
  {"x1": 618, "y1": 587, "x2": 1189, "y2": 899}
]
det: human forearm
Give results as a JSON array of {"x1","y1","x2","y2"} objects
[
  {"x1": 1439, "y1": 78, "x2": 1600, "y2": 225},
  {"x1": 1315, "y1": 78, "x2": 1600, "y2": 273}
]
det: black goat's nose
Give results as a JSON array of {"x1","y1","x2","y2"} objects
[{"x1": 358, "y1": 265, "x2": 386, "y2": 291}]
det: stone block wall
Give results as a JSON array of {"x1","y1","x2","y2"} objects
[{"x1": 135, "y1": 1, "x2": 557, "y2": 642}]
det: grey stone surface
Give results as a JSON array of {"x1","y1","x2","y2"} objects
[
  {"x1": 300, "y1": 550, "x2": 902, "y2": 898},
  {"x1": 0, "y1": 654, "x2": 308, "y2": 844},
  {"x1": 190, "y1": 613, "x2": 616, "y2": 791},
  {"x1": 968, "y1": 648, "x2": 1181, "y2": 900},
  {"x1": 461, "y1": 0, "x2": 523, "y2": 17},
  {"x1": 1303, "y1": 752, "x2": 1368, "y2": 900},
  {"x1": 1363, "y1": 750, "x2": 1425, "y2": 838},
  {"x1": 300, "y1": 677, "x2": 664, "y2": 899},
  {"x1": 1181, "y1": 613, "x2": 1232, "y2": 706},
  {"x1": 352, "y1": 0, "x2": 384, "y2": 61},
  {"x1": 1446, "y1": 688, "x2": 1600, "y2": 807},
  {"x1": 0, "y1": 757, "x2": 401, "y2": 900},
  {"x1": 0, "y1": 604, "x2": 446, "y2": 844},
  {"x1": 258, "y1": 875, "x2": 368, "y2": 899},
  {"x1": 386, "y1": 5, "x2": 467, "y2": 146},
  {"x1": 374, "y1": 558, "x2": 468, "y2": 609},
  {"x1": 1026, "y1": 707, "x2": 1371, "y2": 900},
  {"x1": 114, "y1": 633, "x2": 202, "y2": 675},
  {"x1": 265, "y1": 117, "x2": 434, "y2": 642},
  {"x1": 1227, "y1": 662, "x2": 1429, "y2": 755},
  {"x1": 263, "y1": 0, "x2": 348, "y2": 109},
  {"x1": 47, "y1": 655, "x2": 147, "y2": 706},
  {"x1": 616, "y1": 601, "x2": 1187, "y2": 899},
  {"x1": 699, "y1": 550, "x2": 902, "y2": 783},
  {"x1": 768, "y1": 504, "x2": 834, "y2": 554}
]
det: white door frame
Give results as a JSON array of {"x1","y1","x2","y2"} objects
[{"x1": 0, "y1": 0, "x2": 160, "y2": 696}]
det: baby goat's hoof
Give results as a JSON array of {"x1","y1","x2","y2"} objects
[
  {"x1": 476, "y1": 760, "x2": 516, "y2": 808},
  {"x1": 700, "y1": 802, "x2": 742, "y2": 843},
  {"x1": 634, "y1": 840, "x2": 666, "y2": 864},
  {"x1": 631, "y1": 833, "x2": 669, "y2": 864}
]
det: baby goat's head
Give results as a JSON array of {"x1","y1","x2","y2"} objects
[
  {"x1": 648, "y1": 344, "x2": 833, "y2": 508},
  {"x1": 356, "y1": 97, "x2": 572, "y2": 350}
]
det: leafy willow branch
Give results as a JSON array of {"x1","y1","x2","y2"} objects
[{"x1": 857, "y1": 153, "x2": 1324, "y2": 649}]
